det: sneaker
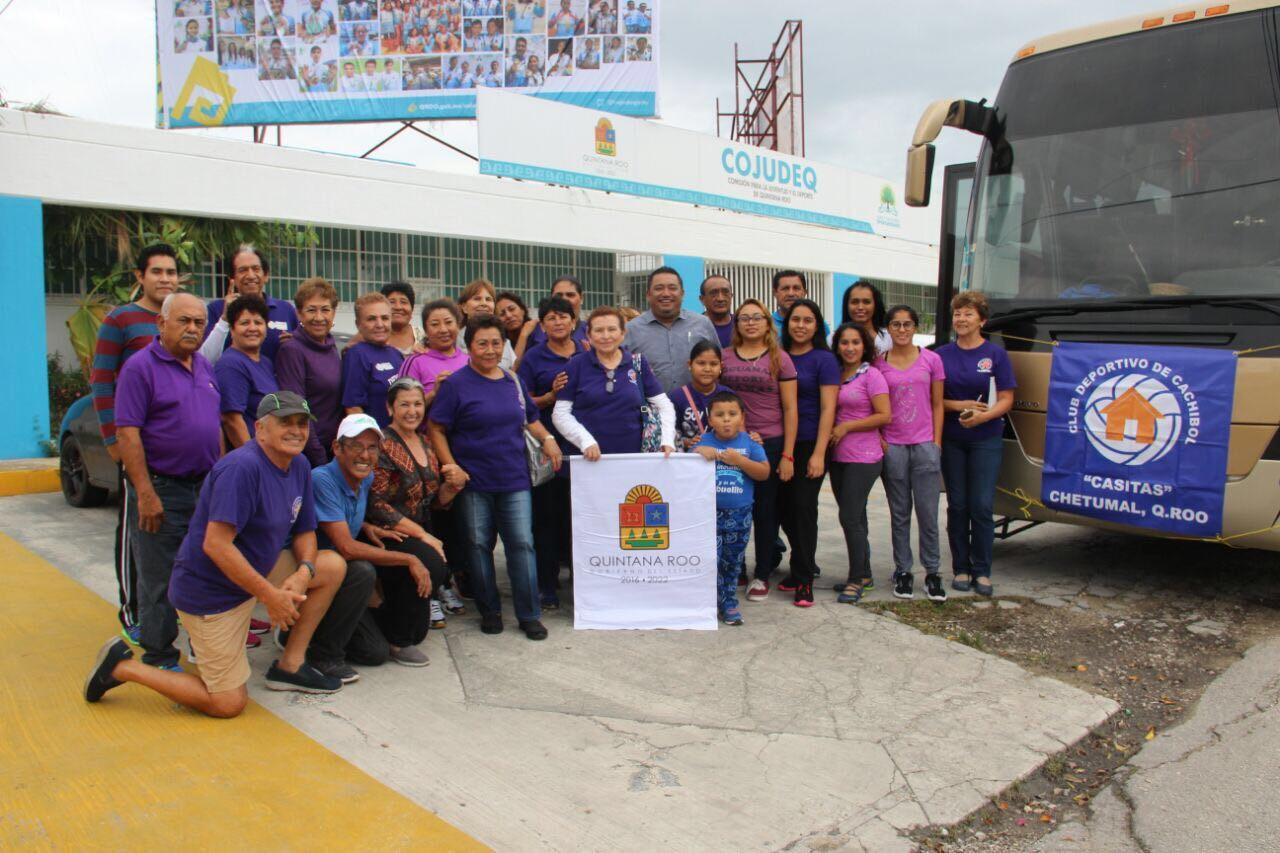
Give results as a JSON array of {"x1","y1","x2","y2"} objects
[
  {"x1": 837, "y1": 584, "x2": 864, "y2": 604},
  {"x1": 266, "y1": 660, "x2": 343, "y2": 692},
  {"x1": 925, "y1": 574, "x2": 947, "y2": 603},
  {"x1": 389, "y1": 645, "x2": 430, "y2": 667},
  {"x1": 245, "y1": 631, "x2": 262, "y2": 649},
  {"x1": 793, "y1": 583, "x2": 814, "y2": 608},
  {"x1": 540, "y1": 591, "x2": 560, "y2": 611},
  {"x1": 440, "y1": 587, "x2": 466, "y2": 614},
  {"x1": 273, "y1": 627, "x2": 290, "y2": 651},
  {"x1": 480, "y1": 613, "x2": 504, "y2": 635},
  {"x1": 249, "y1": 617, "x2": 271, "y2": 635},
  {"x1": 776, "y1": 575, "x2": 799, "y2": 593},
  {"x1": 430, "y1": 599, "x2": 447, "y2": 629},
  {"x1": 85, "y1": 637, "x2": 132, "y2": 702},
  {"x1": 893, "y1": 573, "x2": 915, "y2": 600},
  {"x1": 720, "y1": 606, "x2": 744, "y2": 625},
  {"x1": 120, "y1": 624, "x2": 141, "y2": 646},
  {"x1": 813, "y1": 565, "x2": 822, "y2": 578},
  {"x1": 312, "y1": 660, "x2": 360, "y2": 683},
  {"x1": 519, "y1": 619, "x2": 548, "y2": 640},
  {"x1": 158, "y1": 662, "x2": 184, "y2": 673},
  {"x1": 746, "y1": 579, "x2": 769, "y2": 601},
  {"x1": 737, "y1": 571, "x2": 748, "y2": 587}
]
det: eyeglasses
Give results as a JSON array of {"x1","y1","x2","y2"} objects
[
  {"x1": 342, "y1": 441, "x2": 380, "y2": 457},
  {"x1": 888, "y1": 321, "x2": 916, "y2": 330},
  {"x1": 605, "y1": 368, "x2": 615, "y2": 394},
  {"x1": 738, "y1": 314, "x2": 768, "y2": 324}
]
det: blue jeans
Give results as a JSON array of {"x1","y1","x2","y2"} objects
[
  {"x1": 941, "y1": 436, "x2": 1004, "y2": 579},
  {"x1": 458, "y1": 489, "x2": 540, "y2": 622}
]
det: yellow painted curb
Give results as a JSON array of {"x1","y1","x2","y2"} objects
[
  {"x1": 0, "y1": 530, "x2": 487, "y2": 851},
  {"x1": 0, "y1": 466, "x2": 60, "y2": 497}
]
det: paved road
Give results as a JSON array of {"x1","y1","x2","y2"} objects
[{"x1": 5, "y1": 487, "x2": 1276, "y2": 851}]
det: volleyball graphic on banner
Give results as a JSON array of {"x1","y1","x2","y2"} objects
[{"x1": 1081, "y1": 373, "x2": 1183, "y2": 466}]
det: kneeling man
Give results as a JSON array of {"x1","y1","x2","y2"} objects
[{"x1": 86, "y1": 391, "x2": 351, "y2": 716}]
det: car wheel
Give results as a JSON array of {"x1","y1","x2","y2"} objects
[{"x1": 61, "y1": 436, "x2": 109, "y2": 508}]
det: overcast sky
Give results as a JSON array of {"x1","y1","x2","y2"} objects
[{"x1": 1, "y1": 0, "x2": 1166, "y2": 189}]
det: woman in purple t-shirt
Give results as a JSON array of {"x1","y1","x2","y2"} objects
[
  {"x1": 874, "y1": 305, "x2": 946, "y2": 603},
  {"x1": 936, "y1": 291, "x2": 1016, "y2": 597},
  {"x1": 720, "y1": 298, "x2": 797, "y2": 602},
  {"x1": 829, "y1": 323, "x2": 891, "y2": 604},
  {"x1": 398, "y1": 298, "x2": 469, "y2": 409},
  {"x1": 777, "y1": 298, "x2": 840, "y2": 607}
]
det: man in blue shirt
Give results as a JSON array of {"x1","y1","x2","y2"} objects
[
  {"x1": 85, "y1": 392, "x2": 350, "y2": 716},
  {"x1": 623, "y1": 266, "x2": 719, "y2": 393},
  {"x1": 307, "y1": 414, "x2": 443, "y2": 674},
  {"x1": 200, "y1": 244, "x2": 299, "y2": 364}
]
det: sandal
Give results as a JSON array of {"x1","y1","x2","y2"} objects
[
  {"x1": 952, "y1": 574, "x2": 972, "y2": 592},
  {"x1": 974, "y1": 577, "x2": 993, "y2": 597},
  {"x1": 837, "y1": 583, "x2": 864, "y2": 604}
]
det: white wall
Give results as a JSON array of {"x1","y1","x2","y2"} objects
[{"x1": 2, "y1": 109, "x2": 938, "y2": 286}]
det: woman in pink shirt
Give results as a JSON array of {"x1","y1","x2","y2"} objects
[
  {"x1": 829, "y1": 323, "x2": 890, "y2": 604},
  {"x1": 396, "y1": 299, "x2": 469, "y2": 410},
  {"x1": 720, "y1": 298, "x2": 797, "y2": 602},
  {"x1": 874, "y1": 305, "x2": 946, "y2": 603}
]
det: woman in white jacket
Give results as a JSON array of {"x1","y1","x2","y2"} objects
[{"x1": 552, "y1": 306, "x2": 676, "y2": 460}]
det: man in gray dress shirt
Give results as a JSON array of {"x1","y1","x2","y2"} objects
[{"x1": 623, "y1": 266, "x2": 719, "y2": 393}]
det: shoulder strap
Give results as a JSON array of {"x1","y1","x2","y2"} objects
[
  {"x1": 505, "y1": 369, "x2": 531, "y2": 426},
  {"x1": 681, "y1": 385, "x2": 705, "y2": 434}
]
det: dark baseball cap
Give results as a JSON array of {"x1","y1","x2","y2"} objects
[{"x1": 256, "y1": 390, "x2": 316, "y2": 421}]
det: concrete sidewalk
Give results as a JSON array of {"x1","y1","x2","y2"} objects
[
  {"x1": 1036, "y1": 637, "x2": 1280, "y2": 853},
  {"x1": 0, "y1": 492, "x2": 1118, "y2": 850}
]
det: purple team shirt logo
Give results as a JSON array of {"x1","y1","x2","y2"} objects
[
  {"x1": 291, "y1": 495, "x2": 303, "y2": 523},
  {"x1": 977, "y1": 357, "x2": 993, "y2": 373}
]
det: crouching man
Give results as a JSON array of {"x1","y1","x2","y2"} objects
[{"x1": 85, "y1": 391, "x2": 352, "y2": 716}]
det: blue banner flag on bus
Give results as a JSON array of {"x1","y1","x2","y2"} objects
[{"x1": 1041, "y1": 343, "x2": 1236, "y2": 538}]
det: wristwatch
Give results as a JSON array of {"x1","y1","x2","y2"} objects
[{"x1": 299, "y1": 560, "x2": 316, "y2": 580}]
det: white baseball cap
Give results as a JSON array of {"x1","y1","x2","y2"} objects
[{"x1": 336, "y1": 413, "x2": 383, "y2": 441}]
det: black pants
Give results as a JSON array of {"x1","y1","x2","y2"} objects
[
  {"x1": 830, "y1": 460, "x2": 883, "y2": 584},
  {"x1": 114, "y1": 464, "x2": 139, "y2": 631},
  {"x1": 308, "y1": 558, "x2": 377, "y2": 667},
  {"x1": 129, "y1": 473, "x2": 202, "y2": 667},
  {"x1": 752, "y1": 436, "x2": 784, "y2": 581},
  {"x1": 433, "y1": 506, "x2": 469, "y2": 584},
  {"x1": 778, "y1": 439, "x2": 826, "y2": 585},
  {"x1": 371, "y1": 537, "x2": 449, "y2": 648},
  {"x1": 532, "y1": 476, "x2": 572, "y2": 594}
]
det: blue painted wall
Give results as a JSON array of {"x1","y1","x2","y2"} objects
[
  {"x1": 832, "y1": 273, "x2": 861, "y2": 325},
  {"x1": 661, "y1": 255, "x2": 706, "y2": 314},
  {"x1": 0, "y1": 196, "x2": 48, "y2": 459}
]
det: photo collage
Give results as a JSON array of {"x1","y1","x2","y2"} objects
[{"x1": 168, "y1": 0, "x2": 654, "y2": 96}]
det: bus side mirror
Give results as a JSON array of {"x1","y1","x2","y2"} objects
[
  {"x1": 905, "y1": 98, "x2": 997, "y2": 207},
  {"x1": 906, "y1": 144, "x2": 937, "y2": 207}
]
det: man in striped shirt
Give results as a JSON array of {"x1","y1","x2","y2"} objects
[{"x1": 90, "y1": 243, "x2": 178, "y2": 642}]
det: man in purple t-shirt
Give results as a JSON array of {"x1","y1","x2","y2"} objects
[
  {"x1": 85, "y1": 391, "x2": 350, "y2": 716},
  {"x1": 114, "y1": 293, "x2": 222, "y2": 670}
]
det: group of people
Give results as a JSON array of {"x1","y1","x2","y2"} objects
[{"x1": 83, "y1": 242, "x2": 1014, "y2": 719}]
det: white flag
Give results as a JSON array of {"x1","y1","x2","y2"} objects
[{"x1": 570, "y1": 454, "x2": 717, "y2": 630}]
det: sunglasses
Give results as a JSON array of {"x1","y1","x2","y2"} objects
[{"x1": 605, "y1": 368, "x2": 615, "y2": 394}]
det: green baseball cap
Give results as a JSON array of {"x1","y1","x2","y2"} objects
[{"x1": 256, "y1": 390, "x2": 316, "y2": 421}]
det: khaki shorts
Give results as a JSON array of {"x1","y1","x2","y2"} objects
[{"x1": 179, "y1": 552, "x2": 298, "y2": 693}]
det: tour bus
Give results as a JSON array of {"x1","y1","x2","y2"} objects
[{"x1": 906, "y1": 2, "x2": 1280, "y2": 550}]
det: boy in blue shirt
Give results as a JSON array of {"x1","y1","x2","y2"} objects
[{"x1": 693, "y1": 392, "x2": 769, "y2": 625}]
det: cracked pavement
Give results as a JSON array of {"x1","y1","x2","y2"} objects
[{"x1": 2, "y1": 492, "x2": 1132, "y2": 851}]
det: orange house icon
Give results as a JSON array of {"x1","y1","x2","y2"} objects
[{"x1": 1100, "y1": 387, "x2": 1163, "y2": 444}]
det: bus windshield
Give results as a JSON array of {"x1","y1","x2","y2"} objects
[{"x1": 967, "y1": 10, "x2": 1280, "y2": 308}]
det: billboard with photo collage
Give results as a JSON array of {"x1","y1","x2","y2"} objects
[{"x1": 156, "y1": 0, "x2": 659, "y2": 128}]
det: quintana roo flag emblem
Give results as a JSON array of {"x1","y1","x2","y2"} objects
[{"x1": 618, "y1": 484, "x2": 669, "y2": 550}]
